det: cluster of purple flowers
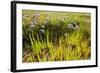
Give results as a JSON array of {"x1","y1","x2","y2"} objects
[{"x1": 29, "y1": 13, "x2": 40, "y2": 29}]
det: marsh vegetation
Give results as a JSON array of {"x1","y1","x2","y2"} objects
[{"x1": 22, "y1": 10, "x2": 91, "y2": 62}]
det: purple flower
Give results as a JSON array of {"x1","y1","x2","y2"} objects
[
  {"x1": 29, "y1": 22, "x2": 35, "y2": 29},
  {"x1": 32, "y1": 13, "x2": 40, "y2": 18},
  {"x1": 22, "y1": 15, "x2": 29, "y2": 19}
]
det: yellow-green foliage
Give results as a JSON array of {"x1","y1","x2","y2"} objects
[{"x1": 22, "y1": 10, "x2": 91, "y2": 62}]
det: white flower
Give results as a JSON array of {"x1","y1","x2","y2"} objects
[
  {"x1": 40, "y1": 29, "x2": 45, "y2": 33},
  {"x1": 68, "y1": 23, "x2": 73, "y2": 28},
  {"x1": 68, "y1": 22, "x2": 79, "y2": 30}
]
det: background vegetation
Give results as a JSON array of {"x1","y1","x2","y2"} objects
[{"x1": 22, "y1": 10, "x2": 91, "y2": 63}]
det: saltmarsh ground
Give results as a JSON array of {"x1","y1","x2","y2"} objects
[{"x1": 22, "y1": 10, "x2": 91, "y2": 62}]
